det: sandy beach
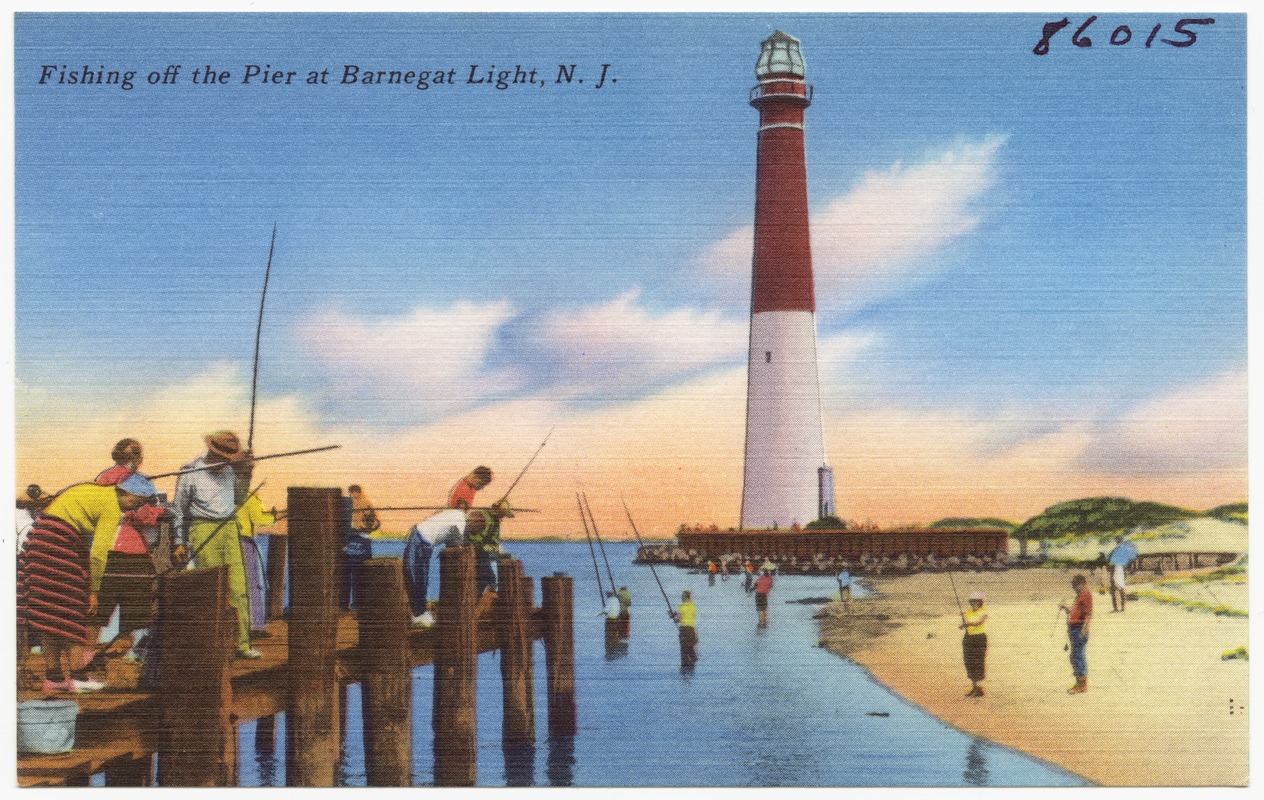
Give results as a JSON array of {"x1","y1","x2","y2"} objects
[{"x1": 817, "y1": 566, "x2": 1248, "y2": 786}]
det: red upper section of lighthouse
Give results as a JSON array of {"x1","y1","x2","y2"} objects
[{"x1": 749, "y1": 32, "x2": 815, "y2": 315}]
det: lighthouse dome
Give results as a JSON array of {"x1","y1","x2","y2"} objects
[{"x1": 756, "y1": 30, "x2": 806, "y2": 79}]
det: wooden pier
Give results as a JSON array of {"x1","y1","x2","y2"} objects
[{"x1": 16, "y1": 487, "x2": 576, "y2": 787}]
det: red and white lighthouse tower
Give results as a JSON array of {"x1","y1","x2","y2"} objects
[{"x1": 740, "y1": 31, "x2": 835, "y2": 530}]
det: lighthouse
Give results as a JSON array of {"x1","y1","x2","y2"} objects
[{"x1": 740, "y1": 31, "x2": 835, "y2": 530}]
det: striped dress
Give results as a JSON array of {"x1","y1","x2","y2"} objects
[
  {"x1": 18, "y1": 515, "x2": 93, "y2": 644},
  {"x1": 18, "y1": 484, "x2": 122, "y2": 645}
]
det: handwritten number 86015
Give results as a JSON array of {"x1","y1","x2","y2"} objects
[{"x1": 1034, "y1": 17, "x2": 1214, "y2": 56}]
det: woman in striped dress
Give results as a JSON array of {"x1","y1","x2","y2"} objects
[{"x1": 18, "y1": 473, "x2": 157, "y2": 694}]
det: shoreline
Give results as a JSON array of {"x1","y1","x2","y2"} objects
[{"x1": 816, "y1": 567, "x2": 1248, "y2": 787}]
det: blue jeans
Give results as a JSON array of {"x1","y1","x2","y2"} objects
[
  {"x1": 1068, "y1": 624, "x2": 1088, "y2": 677},
  {"x1": 341, "y1": 532, "x2": 372, "y2": 611},
  {"x1": 476, "y1": 550, "x2": 499, "y2": 595},
  {"x1": 402, "y1": 530, "x2": 433, "y2": 617}
]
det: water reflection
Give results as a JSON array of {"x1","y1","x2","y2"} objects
[
  {"x1": 964, "y1": 738, "x2": 990, "y2": 786},
  {"x1": 546, "y1": 736, "x2": 575, "y2": 786},
  {"x1": 254, "y1": 715, "x2": 279, "y2": 786},
  {"x1": 503, "y1": 744, "x2": 536, "y2": 786}
]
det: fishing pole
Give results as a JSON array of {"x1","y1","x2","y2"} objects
[
  {"x1": 577, "y1": 492, "x2": 605, "y2": 605},
  {"x1": 496, "y1": 425, "x2": 555, "y2": 505},
  {"x1": 148, "y1": 445, "x2": 341, "y2": 479},
  {"x1": 945, "y1": 567, "x2": 966, "y2": 624},
  {"x1": 581, "y1": 491, "x2": 617, "y2": 591},
  {"x1": 248, "y1": 223, "x2": 278, "y2": 452},
  {"x1": 159, "y1": 481, "x2": 266, "y2": 575},
  {"x1": 622, "y1": 494, "x2": 673, "y2": 614},
  {"x1": 361, "y1": 505, "x2": 540, "y2": 513}
]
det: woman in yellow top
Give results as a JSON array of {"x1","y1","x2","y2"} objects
[
  {"x1": 959, "y1": 590, "x2": 988, "y2": 697},
  {"x1": 19, "y1": 474, "x2": 157, "y2": 694},
  {"x1": 237, "y1": 493, "x2": 277, "y2": 637}
]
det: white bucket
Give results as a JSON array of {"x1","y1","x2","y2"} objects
[{"x1": 17, "y1": 699, "x2": 79, "y2": 755}]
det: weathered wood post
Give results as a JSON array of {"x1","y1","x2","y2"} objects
[
  {"x1": 541, "y1": 573, "x2": 577, "y2": 738},
  {"x1": 265, "y1": 532, "x2": 288, "y2": 621},
  {"x1": 285, "y1": 487, "x2": 342, "y2": 787},
  {"x1": 155, "y1": 566, "x2": 237, "y2": 786},
  {"x1": 105, "y1": 754, "x2": 154, "y2": 786},
  {"x1": 498, "y1": 557, "x2": 535, "y2": 748},
  {"x1": 358, "y1": 558, "x2": 413, "y2": 786},
  {"x1": 433, "y1": 545, "x2": 477, "y2": 786}
]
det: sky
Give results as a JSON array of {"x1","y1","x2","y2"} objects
[{"x1": 12, "y1": 12, "x2": 1247, "y2": 538}]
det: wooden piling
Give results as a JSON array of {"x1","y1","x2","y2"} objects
[
  {"x1": 358, "y1": 558, "x2": 413, "y2": 786},
  {"x1": 498, "y1": 558, "x2": 536, "y2": 748},
  {"x1": 541, "y1": 573, "x2": 577, "y2": 738},
  {"x1": 155, "y1": 566, "x2": 237, "y2": 786},
  {"x1": 254, "y1": 715, "x2": 277, "y2": 757},
  {"x1": 105, "y1": 755, "x2": 154, "y2": 786},
  {"x1": 285, "y1": 487, "x2": 342, "y2": 787},
  {"x1": 265, "y1": 533, "x2": 288, "y2": 621},
  {"x1": 433, "y1": 545, "x2": 477, "y2": 786}
]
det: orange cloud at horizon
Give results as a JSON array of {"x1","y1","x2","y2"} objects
[{"x1": 14, "y1": 366, "x2": 1245, "y2": 540}]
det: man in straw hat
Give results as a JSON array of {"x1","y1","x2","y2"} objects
[
  {"x1": 172, "y1": 430, "x2": 261, "y2": 659},
  {"x1": 464, "y1": 497, "x2": 513, "y2": 616}
]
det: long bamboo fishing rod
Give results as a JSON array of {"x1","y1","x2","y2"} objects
[
  {"x1": 582, "y1": 491, "x2": 617, "y2": 591},
  {"x1": 248, "y1": 224, "x2": 278, "y2": 452},
  {"x1": 622, "y1": 495, "x2": 673, "y2": 614},
  {"x1": 496, "y1": 426, "x2": 555, "y2": 505},
  {"x1": 148, "y1": 445, "x2": 340, "y2": 480},
  {"x1": 361, "y1": 505, "x2": 540, "y2": 513},
  {"x1": 577, "y1": 492, "x2": 605, "y2": 605}
]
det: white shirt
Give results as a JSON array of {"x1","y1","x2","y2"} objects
[
  {"x1": 410, "y1": 509, "x2": 466, "y2": 547},
  {"x1": 172, "y1": 452, "x2": 237, "y2": 543},
  {"x1": 603, "y1": 595, "x2": 622, "y2": 619}
]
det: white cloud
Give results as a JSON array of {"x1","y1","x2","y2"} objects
[
  {"x1": 1090, "y1": 370, "x2": 1247, "y2": 474},
  {"x1": 696, "y1": 136, "x2": 1006, "y2": 313},
  {"x1": 536, "y1": 289, "x2": 747, "y2": 397},
  {"x1": 295, "y1": 301, "x2": 522, "y2": 418}
]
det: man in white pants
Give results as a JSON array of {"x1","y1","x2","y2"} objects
[{"x1": 402, "y1": 509, "x2": 466, "y2": 627}]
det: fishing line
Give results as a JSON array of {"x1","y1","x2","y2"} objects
[
  {"x1": 248, "y1": 223, "x2": 278, "y2": 452},
  {"x1": 581, "y1": 491, "x2": 618, "y2": 591},
  {"x1": 621, "y1": 495, "x2": 673, "y2": 614},
  {"x1": 577, "y1": 492, "x2": 605, "y2": 605}
]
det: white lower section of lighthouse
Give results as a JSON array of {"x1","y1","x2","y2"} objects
[{"x1": 739, "y1": 309, "x2": 833, "y2": 530}]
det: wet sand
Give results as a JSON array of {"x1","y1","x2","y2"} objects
[{"x1": 817, "y1": 567, "x2": 1248, "y2": 786}]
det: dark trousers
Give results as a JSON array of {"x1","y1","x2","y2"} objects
[
  {"x1": 963, "y1": 632, "x2": 987, "y2": 681},
  {"x1": 402, "y1": 531, "x2": 433, "y2": 617},
  {"x1": 678, "y1": 625, "x2": 698, "y2": 666},
  {"x1": 1068, "y1": 624, "x2": 1088, "y2": 677},
  {"x1": 340, "y1": 532, "x2": 372, "y2": 611},
  {"x1": 475, "y1": 550, "x2": 498, "y2": 595}
]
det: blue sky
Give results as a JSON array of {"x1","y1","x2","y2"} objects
[{"x1": 13, "y1": 13, "x2": 1247, "y2": 527}]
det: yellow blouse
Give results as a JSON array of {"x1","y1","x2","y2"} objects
[
  {"x1": 44, "y1": 483, "x2": 122, "y2": 594},
  {"x1": 963, "y1": 605, "x2": 987, "y2": 635}
]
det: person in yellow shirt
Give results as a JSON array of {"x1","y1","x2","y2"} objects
[
  {"x1": 959, "y1": 590, "x2": 989, "y2": 697},
  {"x1": 671, "y1": 590, "x2": 698, "y2": 669},
  {"x1": 237, "y1": 493, "x2": 277, "y2": 638},
  {"x1": 19, "y1": 474, "x2": 156, "y2": 693}
]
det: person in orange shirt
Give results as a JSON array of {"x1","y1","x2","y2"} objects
[{"x1": 449, "y1": 466, "x2": 493, "y2": 510}]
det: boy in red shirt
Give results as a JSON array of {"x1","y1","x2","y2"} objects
[{"x1": 1059, "y1": 574, "x2": 1092, "y2": 693}]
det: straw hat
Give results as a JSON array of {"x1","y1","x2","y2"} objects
[
  {"x1": 969, "y1": 591, "x2": 985, "y2": 602},
  {"x1": 205, "y1": 431, "x2": 246, "y2": 461}
]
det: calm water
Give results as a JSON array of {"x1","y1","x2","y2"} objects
[{"x1": 234, "y1": 540, "x2": 1088, "y2": 787}]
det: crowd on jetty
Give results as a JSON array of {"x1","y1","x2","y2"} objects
[{"x1": 635, "y1": 543, "x2": 1023, "y2": 577}]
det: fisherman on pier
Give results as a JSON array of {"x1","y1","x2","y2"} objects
[
  {"x1": 173, "y1": 431, "x2": 262, "y2": 659},
  {"x1": 465, "y1": 499, "x2": 513, "y2": 616},
  {"x1": 342, "y1": 484, "x2": 380, "y2": 610},
  {"x1": 19, "y1": 472, "x2": 158, "y2": 693},
  {"x1": 237, "y1": 492, "x2": 277, "y2": 639},
  {"x1": 91, "y1": 446, "x2": 167, "y2": 663},
  {"x1": 449, "y1": 465, "x2": 493, "y2": 510},
  {"x1": 403, "y1": 509, "x2": 465, "y2": 627}
]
